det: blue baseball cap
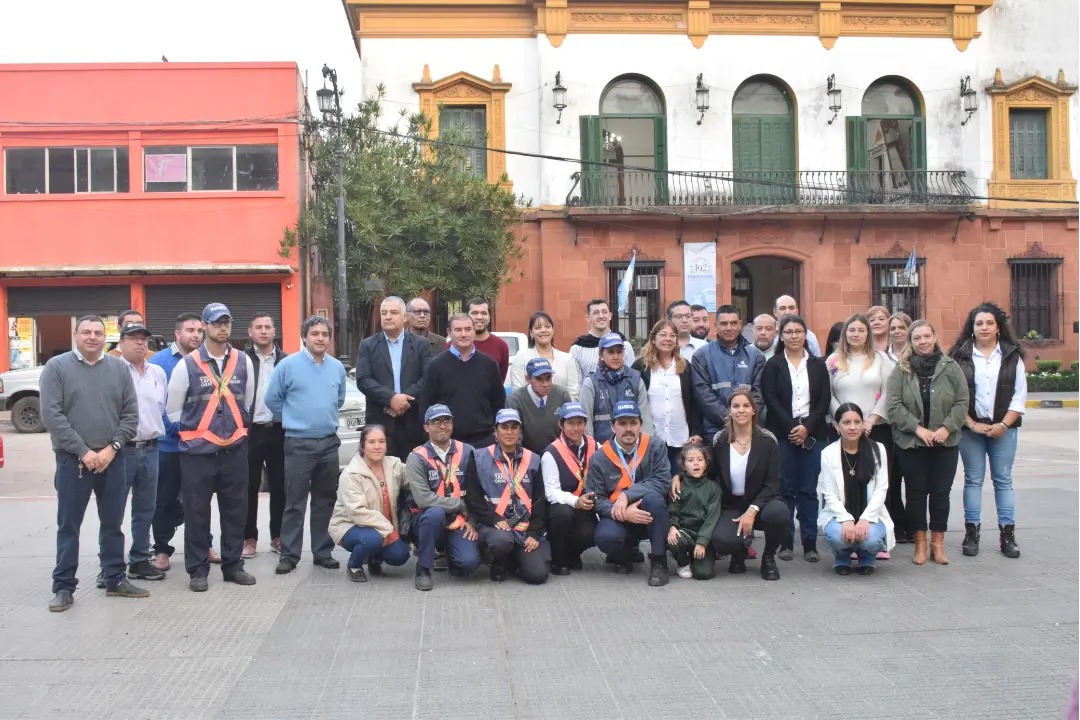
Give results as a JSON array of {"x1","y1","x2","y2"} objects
[
  {"x1": 611, "y1": 400, "x2": 642, "y2": 420},
  {"x1": 201, "y1": 303, "x2": 232, "y2": 323},
  {"x1": 598, "y1": 332, "x2": 623, "y2": 350},
  {"x1": 495, "y1": 408, "x2": 522, "y2": 425},
  {"x1": 525, "y1": 357, "x2": 554, "y2": 377},
  {"x1": 424, "y1": 404, "x2": 454, "y2": 423},
  {"x1": 557, "y1": 402, "x2": 587, "y2": 421}
]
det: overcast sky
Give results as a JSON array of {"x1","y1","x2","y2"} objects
[{"x1": 1, "y1": 0, "x2": 362, "y2": 110}]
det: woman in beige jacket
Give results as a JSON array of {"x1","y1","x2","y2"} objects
[{"x1": 329, "y1": 425, "x2": 410, "y2": 582}]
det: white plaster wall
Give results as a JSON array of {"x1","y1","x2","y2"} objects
[{"x1": 357, "y1": 0, "x2": 1079, "y2": 206}]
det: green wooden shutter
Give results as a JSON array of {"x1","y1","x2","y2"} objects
[
  {"x1": 910, "y1": 116, "x2": 927, "y2": 199},
  {"x1": 1009, "y1": 109, "x2": 1048, "y2": 179},
  {"x1": 579, "y1": 115, "x2": 603, "y2": 204},
  {"x1": 439, "y1": 107, "x2": 487, "y2": 179},
  {"x1": 846, "y1": 116, "x2": 868, "y2": 202},
  {"x1": 653, "y1": 116, "x2": 668, "y2": 204}
]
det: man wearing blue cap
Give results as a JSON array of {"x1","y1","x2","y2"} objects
[
  {"x1": 507, "y1": 357, "x2": 571, "y2": 454},
  {"x1": 405, "y1": 404, "x2": 482, "y2": 591},
  {"x1": 579, "y1": 332, "x2": 652, "y2": 444},
  {"x1": 587, "y1": 399, "x2": 671, "y2": 586},
  {"x1": 166, "y1": 303, "x2": 257, "y2": 592},
  {"x1": 541, "y1": 401, "x2": 598, "y2": 574},
  {"x1": 465, "y1": 408, "x2": 549, "y2": 584}
]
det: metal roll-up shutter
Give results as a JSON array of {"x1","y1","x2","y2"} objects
[
  {"x1": 8, "y1": 285, "x2": 131, "y2": 316},
  {"x1": 145, "y1": 283, "x2": 282, "y2": 342}
]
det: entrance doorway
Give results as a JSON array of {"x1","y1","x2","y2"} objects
[{"x1": 731, "y1": 256, "x2": 802, "y2": 323}]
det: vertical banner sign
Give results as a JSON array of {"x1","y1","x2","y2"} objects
[{"x1": 683, "y1": 243, "x2": 717, "y2": 312}]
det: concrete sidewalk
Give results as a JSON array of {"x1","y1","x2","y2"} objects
[{"x1": 0, "y1": 409, "x2": 1077, "y2": 719}]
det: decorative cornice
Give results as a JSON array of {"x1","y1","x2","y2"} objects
[{"x1": 346, "y1": 1, "x2": 993, "y2": 50}]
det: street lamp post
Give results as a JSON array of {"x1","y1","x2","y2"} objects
[{"x1": 316, "y1": 64, "x2": 349, "y2": 356}]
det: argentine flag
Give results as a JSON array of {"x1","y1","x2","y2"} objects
[
  {"x1": 617, "y1": 251, "x2": 636, "y2": 314},
  {"x1": 903, "y1": 247, "x2": 917, "y2": 282}
]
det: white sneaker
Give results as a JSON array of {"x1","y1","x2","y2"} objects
[{"x1": 676, "y1": 565, "x2": 692, "y2": 579}]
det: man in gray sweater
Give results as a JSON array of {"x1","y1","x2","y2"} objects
[
  {"x1": 40, "y1": 315, "x2": 143, "y2": 612},
  {"x1": 506, "y1": 357, "x2": 571, "y2": 454}
]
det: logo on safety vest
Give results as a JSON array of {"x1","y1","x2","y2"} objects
[{"x1": 199, "y1": 376, "x2": 214, "y2": 388}]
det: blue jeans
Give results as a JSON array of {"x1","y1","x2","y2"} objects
[
  {"x1": 823, "y1": 518, "x2": 888, "y2": 568},
  {"x1": 52, "y1": 451, "x2": 128, "y2": 593},
  {"x1": 778, "y1": 439, "x2": 823, "y2": 551},
  {"x1": 341, "y1": 526, "x2": 411, "y2": 569},
  {"x1": 415, "y1": 507, "x2": 481, "y2": 573},
  {"x1": 594, "y1": 489, "x2": 670, "y2": 559},
  {"x1": 124, "y1": 445, "x2": 159, "y2": 564},
  {"x1": 959, "y1": 427, "x2": 1017, "y2": 526}
]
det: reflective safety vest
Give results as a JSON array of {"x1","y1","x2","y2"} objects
[
  {"x1": 411, "y1": 440, "x2": 468, "y2": 530},
  {"x1": 599, "y1": 435, "x2": 651, "y2": 502},
  {"x1": 546, "y1": 435, "x2": 597, "y2": 495},
  {"x1": 587, "y1": 366, "x2": 642, "y2": 444},
  {"x1": 178, "y1": 345, "x2": 250, "y2": 455},
  {"x1": 475, "y1": 445, "x2": 538, "y2": 537}
]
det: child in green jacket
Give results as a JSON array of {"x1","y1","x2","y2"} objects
[{"x1": 667, "y1": 440, "x2": 723, "y2": 580}]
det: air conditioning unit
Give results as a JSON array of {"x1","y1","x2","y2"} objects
[
  {"x1": 637, "y1": 275, "x2": 659, "y2": 291},
  {"x1": 888, "y1": 269, "x2": 918, "y2": 287}
]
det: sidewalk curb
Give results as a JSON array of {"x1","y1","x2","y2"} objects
[{"x1": 1025, "y1": 399, "x2": 1079, "y2": 408}]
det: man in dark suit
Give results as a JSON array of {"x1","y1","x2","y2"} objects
[{"x1": 356, "y1": 296, "x2": 433, "y2": 461}]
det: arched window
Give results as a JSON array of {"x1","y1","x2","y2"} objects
[
  {"x1": 579, "y1": 75, "x2": 667, "y2": 205},
  {"x1": 732, "y1": 76, "x2": 796, "y2": 203},
  {"x1": 848, "y1": 76, "x2": 926, "y2": 200}
]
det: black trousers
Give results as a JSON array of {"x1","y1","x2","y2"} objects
[
  {"x1": 383, "y1": 415, "x2": 422, "y2": 463},
  {"x1": 454, "y1": 430, "x2": 495, "y2": 449},
  {"x1": 246, "y1": 423, "x2": 286, "y2": 540},
  {"x1": 152, "y1": 450, "x2": 183, "y2": 556},
  {"x1": 871, "y1": 424, "x2": 908, "y2": 540},
  {"x1": 711, "y1": 499, "x2": 789, "y2": 558},
  {"x1": 897, "y1": 445, "x2": 959, "y2": 533},
  {"x1": 180, "y1": 445, "x2": 248, "y2": 578},
  {"x1": 546, "y1": 503, "x2": 597, "y2": 567},
  {"x1": 478, "y1": 526, "x2": 550, "y2": 585}
]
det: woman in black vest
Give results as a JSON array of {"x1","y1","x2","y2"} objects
[
  {"x1": 948, "y1": 303, "x2": 1026, "y2": 559},
  {"x1": 761, "y1": 315, "x2": 832, "y2": 563},
  {"x1": 632, "y1": 320, "x2": 703, "y2": 477}
]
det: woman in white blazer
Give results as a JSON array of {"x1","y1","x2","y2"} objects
[
  {"x1": 509, "y1": 311, "x2": 580, "y2": 400},
  {"x1": 818, "y1": 402, "x2": 895, "y2": 575}
]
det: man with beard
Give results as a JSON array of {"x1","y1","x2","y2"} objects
[
  {"x1": 690, "y1": 305, "x2": 711, "y2": 341},
  {"x1": 467, "y1": 297, "x2": 510, "y2": 380},
  {"x1": 406, "y1": 297, "x2": 445, "y2": 352},
  {"x1": 569, "y1": 299, "x2": 636, "y2": 380}
]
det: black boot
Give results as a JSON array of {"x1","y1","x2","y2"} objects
[
  {"x1": 999, "y1": 525, "x2": 1020, "y2": 558},
  {"x1": 760, "y1": 553, "x2": 780, "y2": 581},
  {"x1": 962, "y1": 523, "x2": 980, "y2": 556},
  {"x1": 647, "y1": 555, "x2": 669, "y2": 587}
]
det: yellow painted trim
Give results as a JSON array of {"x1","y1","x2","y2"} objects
[
  {"x1": 413, "y1": 66, "x2": 513, "y2": 190},
  {"x1": 987, "y1": 69, "x2": 1077, "y2": 209},
  {"x1": 1025, "y1": 398, "x2": 1079, "y2": 408},
  {"x1": 347, "y1": 0, "x2": 992, "y2": 50}
]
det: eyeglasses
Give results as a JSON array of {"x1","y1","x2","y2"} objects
[
  {"x1": 782, "y1": 329, "x2": 805, "y2": 337},
  {"x1": 428, "y1": 418, "x2": 452, "y2": 427},
  {"x1": 408, "y1": 308, "x2": 431, "y2": 315},
  {"x1": 209, "y1": 319, "x2": 232, "y2": 328},
  {"x1": 670, "y1": 313, "x2": 691, "y2": 321}
]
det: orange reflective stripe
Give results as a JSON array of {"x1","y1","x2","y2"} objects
[
  {"x1": 412, "y1": 441, "x2": 468, "y2": 530},
  {"x1": 488, "y1": 446, "x2": 534, "y2": 520},
  {"x1": 551, "y1": 436, "x2": 596, "y2": 495},
  {"x1": 600, "y1": 435, "x2": 651, "y2": 502},
  {"x1": 178, "y1": 349, "x2": 247, "y2": 446}
]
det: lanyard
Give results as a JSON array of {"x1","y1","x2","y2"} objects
[
  {"x1": 614, "y1": 443, "x2": 640, "y2": 483},
  {"x1": 432, "y1": 444, "x2": 459, "y2": 493},
  {"x1": 493, "y1": 450, "x2": 520, "y2": 491}
]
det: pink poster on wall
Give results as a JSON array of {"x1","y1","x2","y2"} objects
[{"x1": 144, "y1": 154, "x2": 187, "y2": 183}]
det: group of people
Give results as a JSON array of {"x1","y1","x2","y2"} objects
[{"x1": 40, "y1": 291, "x2": 1026, "y2": 610}]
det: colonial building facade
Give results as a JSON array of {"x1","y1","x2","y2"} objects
[{"x1": 344, "y1": 0, "x2": 1079, "y2": 364}]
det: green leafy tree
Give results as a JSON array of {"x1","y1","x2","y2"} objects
[{"x1": 284, "y1": 85, "x2": 527, "y2": 337}]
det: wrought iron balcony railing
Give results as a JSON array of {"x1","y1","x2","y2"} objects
[{"x1": 567, "y1": 169, "x2": 975, "y2": 208}]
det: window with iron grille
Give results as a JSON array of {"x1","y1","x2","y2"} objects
[
  {"x1": 868, "y1": 257, "x2": 925, "y2": 320},
  {"x1": 604, "y1": 261, "x2": 665, "y2": 343},
  {"x1": 1009, "y1": 257, "x2": 1063, "y2": 340}
]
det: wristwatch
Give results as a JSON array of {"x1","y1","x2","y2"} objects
[
  {"x1": 749, "y1": 504, "x2": 760, "y2": 514},
  {"x1": 110, "y1": 441, "x2": 122, "y2": 452}
]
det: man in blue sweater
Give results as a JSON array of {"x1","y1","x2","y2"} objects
[
  {"x1": 265, "y1": 315, "x2": 347, "y2": 574},
  {"x1": 147, "y1": 312, "x2": 205, "y2": 571}
]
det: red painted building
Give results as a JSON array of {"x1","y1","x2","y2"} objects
[{"x1": 0, "y1": 62, "x2": 308, "y2": 371}]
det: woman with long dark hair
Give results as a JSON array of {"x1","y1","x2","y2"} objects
[
  {"x1": 329, "y1": 425, "x2": 410, "y2": 582},
  {"x1": 510, "y1": 311, "x2": 580, "y2": 400},
  {"x1": 632, "y1": 319, "x2": 702, "y2": 476},
  {"x1": 886, "y1": 320, "x2": 969, "y2": 566},
  {"x1": 948, "y1": 302, "x2": 1026, "y2": 559},
  {"x1": 818, "y1": 403, "x2": 895, "y2": 575},
  {"x1": 762, "y1": 315, "x2": 832, "y2": 563}
]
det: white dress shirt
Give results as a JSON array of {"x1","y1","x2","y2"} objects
[
  {"x1": 251, "y1": 349, "x2": 277, "y2": 424},
  {"x1": 541, "y1": 438, "x2": 590, "y2": 507},
  {"x1": 647, "y1": 361, "x2": 690, "y2": 447},
  {"x1": 729, "y1": 447, "x2": 749, "y2": 496},
  {"x1": 785, "y1": 350, "x2": 811, "y2": 419},
  {"x1": 124, "y1": 358, "x2": 167, "y2": 441},
  {"x1": 972, "y1": 344, "x2": 1028, "y2": 419},
  {"x1": 678, "y1": 336, "x2": 707, "y2": 363}
]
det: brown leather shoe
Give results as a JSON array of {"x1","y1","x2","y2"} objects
[
  {"x1": 930, "y1": 531, "x2": 950, "y2": 565},
  {"x1": 152, "y1": 553, "x2": 171, "y2": 572},
  {"x1": 242, "y1": 539, "x2": 257, "y2": 559},
  {"x1": 912, "y1": 531, "x2": 928, "y2": 565},
  {"x1": 270, "y1": 538, "x2": 282, "y2": 554},
  {"x1": 208, "y1": 548, "x2": 222, "y2": 564}
]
